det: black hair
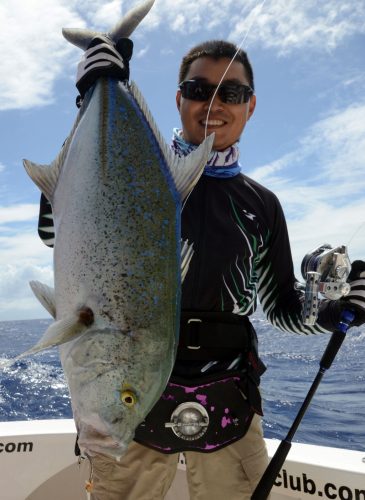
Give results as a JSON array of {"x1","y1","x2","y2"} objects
[{"x1": 178, "y1": 40, "x2": 254, "y2": 91}]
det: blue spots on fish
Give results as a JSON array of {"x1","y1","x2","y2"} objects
[
  {"x1": 140, "y1": 249, "x2": 155, "y2": 258},
  {"x1": 124, "y1": 88, "x2": 181, "y2": 205},
  {"x1": 118, "y1": 103, "x2": 128, "y2": 120}
]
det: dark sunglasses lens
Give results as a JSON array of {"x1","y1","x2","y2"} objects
[
  {"x1": 181, "y1": 81, "x2": 212, "y2": 101},
  {"x1": 180, "y1": 81, "x2": 252, "y2": 104},
  {"x1": 218, "y1": 85, "x2": 249, "y2": 104}
]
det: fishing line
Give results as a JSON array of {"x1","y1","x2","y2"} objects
[
  {"x1": 346, "y1": 221, "x2": 365, "y2": 247},
  {"x1": 204, "y1": 0, "x2": 268, "y2": 140},
  {"x1": 183, "y1": 0, "x2": 268, "y2": 213}
]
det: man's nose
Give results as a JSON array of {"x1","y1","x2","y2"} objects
[{"x1": 203, "y1": 92, "x2": 224, "y2": 111}]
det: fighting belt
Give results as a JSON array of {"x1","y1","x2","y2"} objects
[
  {"x1": 177, "y1": 311, "x2": 252, "y2": 360},
  {"x1": 134, "y1": 370, "x2": 256, "y2": 453},
  {"x1": 134, "y1": 312, "x2": 265, "y2": 453}
]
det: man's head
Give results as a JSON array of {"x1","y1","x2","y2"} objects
[
  {"x1": 178, "y1": 40, "x2": 254, "y2": 90},
  {"x1": 176, "y1": 40, "x2": 256, "y2": 151}
]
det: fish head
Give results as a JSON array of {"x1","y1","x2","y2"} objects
[{"x1": 62, "y1": 324, "x2": 173, "y2": 457}]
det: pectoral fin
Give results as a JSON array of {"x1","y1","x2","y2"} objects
[
  {"x1": 128, "y1": 81, "x2": 214, "y2": 201},
  {"x1": 23, "y1": 159, "x2": 59, "y2": 202},
  {"x1": 0, "y1": 307, "x2": 94, "y2": 367}
]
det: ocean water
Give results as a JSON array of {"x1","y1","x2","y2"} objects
[{"x1": 0, "y1": 313, "x2": 364, "y2": 452}]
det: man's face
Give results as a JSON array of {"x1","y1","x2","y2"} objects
[{"x1": 176, "y1": 57, "x2": 256, "y2": 151}]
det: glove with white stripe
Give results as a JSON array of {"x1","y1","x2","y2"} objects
[
  {"x1": 76, "y1": 36, "x2": 133, "y2": 102},
  {"x1": 342, "y1": 260, "x2": 365, "y2": 326}
]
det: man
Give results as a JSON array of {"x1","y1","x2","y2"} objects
[{"x1": 38, "y1": 39, "x2": 365, "y2": 500}]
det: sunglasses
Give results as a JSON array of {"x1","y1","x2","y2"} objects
[{"x1": 179, "y1": 79, "x2": 254, "y2": 104}]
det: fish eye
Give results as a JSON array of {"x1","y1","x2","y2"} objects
[{"x1": 121, "y1": 390, "x2": 137, "y2": 408}]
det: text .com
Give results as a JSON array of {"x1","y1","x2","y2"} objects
[{"x1": 275, "y1": 469, "x2": 365, "y2": 499}]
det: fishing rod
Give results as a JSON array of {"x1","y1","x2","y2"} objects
[
  {"x1": 252, "y1": 244, "x2": 355, "y2": 500},
  {"x1": 251, "y1": 309, "x2": 354, "y2": 499}
]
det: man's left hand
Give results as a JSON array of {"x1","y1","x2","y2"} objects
[{"x1": 76, "y1": 36, "x2": 133, "y2": 100}]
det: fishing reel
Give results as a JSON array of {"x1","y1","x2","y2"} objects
[{"x1": 299, "y1": 244, "x2": 351, "y2": 325}]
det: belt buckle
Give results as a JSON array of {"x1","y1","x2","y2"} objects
[
  {"x1": 187, "y1": 318, "x2": 201, "y2": 350},
  {"x1": 165, "y1": 402, "x2": 209, "y2": 440}
]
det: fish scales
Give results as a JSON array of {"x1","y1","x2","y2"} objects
[
  {"x1": 54, "y1": 78, "x2": 181, "y2": 453},
  {"x1": 14, "y1": 0, "x2": 214, "y2": 458},
  {"x1": 55, "y1": 79, "x2": 180, "y2": 331}
]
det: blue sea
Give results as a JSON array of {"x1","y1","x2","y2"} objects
[{"x1": 0, "y1": 312, "x2": 364, "y2": 451}]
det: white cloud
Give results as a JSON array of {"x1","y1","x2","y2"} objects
[
  {"x1": 0, "y1": 0, "x2": 84, "y2": 110},
  {"x1": 1, "y1": 0, "x2": 363, "y2": 111},
  {"x1": 0, "y1": 204, "x2": 39, "y2": 224},
  {"x1": 0, "y1": 263, "x2": 53, "y2": 309},
  {"x1": 0, "y1": 0, "x2": 159, "y2": 111},
  {"x1": 0, "y1": 263, "x2": 52, "y2": 292},
  {"x1": 230, "y1": 0, "x2": 365, "y2": 54},
  {"x1": 0, "y1": 162, "x2": 5, "y2": 173},
  {"x1": 0, "y1": 230, "x2": 53, "y2": 320},
  {"x1": 135, "y1": 45, "x2": 150, "y2": 58},
  {"x1": 303, "y1": 104, "x2": 365, "y2": 183},
  {"x1": 93, "y1": 0, "x2": 122, "y2": 27},
  {"x1": 247, "y1": 101, "x2": 365, "y2": 273},
  {"x1": 0, "y1": 231, "x2": 52, "y2": 267},
  {"x1": 249, "y1": 102, "x2": 365, "y2": 194},
  {"x1": 133, "y1": 0, "x2": 365, "y2": 52}
]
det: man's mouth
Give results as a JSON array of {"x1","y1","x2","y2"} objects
[{"x1": 200, "y1": 119, "x2": 226, "y2": 127}]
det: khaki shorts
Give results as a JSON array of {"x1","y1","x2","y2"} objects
[{"x1": 89, "y1": 414, "x2": 269, "y2": 500}]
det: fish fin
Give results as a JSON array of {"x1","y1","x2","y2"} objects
[
  {"x1": 167, "y1": 137, "x2": 214, "y2": 200},
  {"x1": 23, "y1": 159, "x2": 60, "y2": 202},
  {"x1": 62, "y1": 0, "x2": 155, "y2": 50},
  {"x1": 108, "y1": 0, "x2": 155, "y2": 40},
  {"x1": 29, "y1": 281, "x2": 56, "y2": 319},
  {"x1": 129, "y1": 81, "x2": 214, "y2": 200},
  {"x1": 181, "y1": 240, "x2": 194, "y2": 282},
  {"x1": 27, "y1": 313, "x2": 90, "y2": 352},
  {"x1": 2, "y1": 308, "x2": 95, "y2": 366},
  {"x1": 62, "y1": 28, "x2": 101, "y2": 51}
]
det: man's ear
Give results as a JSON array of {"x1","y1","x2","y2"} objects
[
  {"x1": 176, "y1": 90, "x2": 181, "y2": 112},
  {"x1": 247, "y1": 94, "x2": 256, "y2": 120}
]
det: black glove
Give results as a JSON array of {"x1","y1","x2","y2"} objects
[
  {"x1": 318, "y1": 260, "x2": 365, "y2": 330},
  {"x1": 76, "y1": 35, "x2": 133, "y2": 101},
  {"x1": 342, "y1": 260, "x2": 365, "y2": 326}
]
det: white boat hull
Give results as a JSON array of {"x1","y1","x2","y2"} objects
[{"x1": 0, "y1": 419, "x2": 364, "y2": 500}]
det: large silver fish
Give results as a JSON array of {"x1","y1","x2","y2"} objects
[{"x1": 17, "y1": 0, "x2": 213, "y2": 457}]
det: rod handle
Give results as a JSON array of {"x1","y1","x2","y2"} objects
[
  {"x1": 251, "y1": 440, "x2": 291, "y2": 500},
  {"x1": 320, "y1": 310, "x2": 355, "y2": 370}
]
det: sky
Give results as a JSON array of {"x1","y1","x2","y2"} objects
[{"x1": 0, "y1": 0, "x2": 364, "y2": 320}]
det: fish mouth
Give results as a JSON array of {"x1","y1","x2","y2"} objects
[
  {"x1": 83, "y1": 436, "x2": 129, "y2": 459},
  {"x1": 76, "y1": 419, "x2": 131, "y2": 458}
]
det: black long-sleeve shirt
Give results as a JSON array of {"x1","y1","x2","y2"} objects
[
  {"x1": 39, "y1": 169, "x2": 346, "y2": 376},
  {"x1": 181, "y1": 173, "x2": 331, "y2": 334}
]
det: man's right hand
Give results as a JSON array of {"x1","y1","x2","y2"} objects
[
  {"x1": 76, "y1": 36, "x2": 133, "y2": 101},
  {"x1": 342, "y1": 260, "x2": 365, "y2": 326}
]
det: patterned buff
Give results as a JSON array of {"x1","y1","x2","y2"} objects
[{"x1": 171, "y1": 128, "x2": 241, "y2": 178}]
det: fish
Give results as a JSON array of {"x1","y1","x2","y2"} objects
[{"x1": 12, "y1": 0, "x2": 214, "y2": 458}]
